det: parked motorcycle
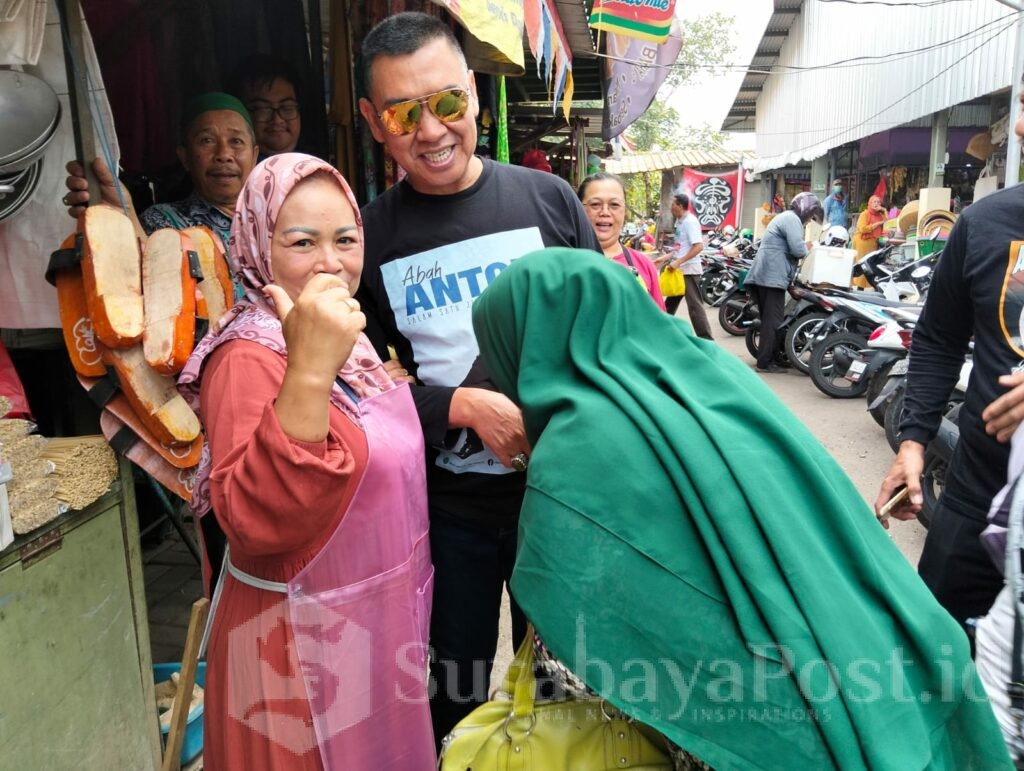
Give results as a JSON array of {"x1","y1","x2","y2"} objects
[
  {"x1": 857, "y1": 320, "x2": 915, "y2": 427},
  {"x1": 852, "y1": 235, "x2": 941, "y2": 302},
  {"x1": 744, "y1": 283, "x2": 835, "y2": 369},
  {"x1": 807, "y1": 296, "x2": 916, "y2": 398}
]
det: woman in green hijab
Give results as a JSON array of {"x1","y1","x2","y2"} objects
[{"x1": 471, "y1": 247, "x2": 1010, "y2": 770}]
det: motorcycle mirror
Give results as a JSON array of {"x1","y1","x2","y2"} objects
[{"x1": 911, "y1": 265, "x2": 932, "y2": 279}]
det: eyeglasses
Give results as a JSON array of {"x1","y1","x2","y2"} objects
[
  {"x1": 375, "y1": 87, "x2": 470, "y2": 136},
  {"x1": 585, "y1": 200, "x2": 625, "y2": 214},
  {"x1": 249, "y1": 103, "x2": 300, "y2": 122}
]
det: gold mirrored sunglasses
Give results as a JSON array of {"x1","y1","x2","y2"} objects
[{"x1": 376, "y1": 87, "x2": 470, "y2": 136}]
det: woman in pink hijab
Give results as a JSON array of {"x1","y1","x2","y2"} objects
[
  {"x1": 178, "y1": 154, "x2": 435, "y2": 770},
  {"x1": 852, "y1": 194, "x2": 887, "y2": 288}
]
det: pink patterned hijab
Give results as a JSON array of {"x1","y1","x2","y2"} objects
[{"x1": 178, "y1": 153, "x2": 394, "y2": 517}]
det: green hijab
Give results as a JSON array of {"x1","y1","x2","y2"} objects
[{"x1": 472, "y1": 248, "x2": 1009, "y2": 770}]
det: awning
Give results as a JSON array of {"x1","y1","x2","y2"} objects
[{"x1": 604, "y1": 148, "x2": 746, "y2": 175}]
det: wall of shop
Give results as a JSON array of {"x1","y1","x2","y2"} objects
[{"x1": 749, "y1": 0, "x2": 1015, "y2": 173}]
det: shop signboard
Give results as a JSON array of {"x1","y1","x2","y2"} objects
[
  {"x1": 589, "y1": 0, "x2": 675, "y2": 43},
  {"x1": 680, "y1": 168, "x2": 745, "y2": 231},
  {"x1": 601, "y1": 20, "x2": 682, "y2": 140}
]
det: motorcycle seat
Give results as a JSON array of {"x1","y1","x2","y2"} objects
[{"x1": 825, "y1": 288, "x2": 918, "y2": 309}]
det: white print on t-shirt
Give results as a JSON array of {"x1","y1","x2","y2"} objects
[{"x1": 380, "y1": 227, "x2": 544, "y2": 474}]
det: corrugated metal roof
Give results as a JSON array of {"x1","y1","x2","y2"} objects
[
  {"x1": 730, "y1": 0, "x2": 1016, "y2": 173},
  {"x1": 604, "y1": 148, "x2": 746, "y2": 174},
  {"x1": 722, "y1": 1, "x2": 804, "y2": 132}
]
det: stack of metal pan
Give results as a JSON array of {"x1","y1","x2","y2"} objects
[{"x1": 0, "y1": 69, "x2": 61, "y2": 222}]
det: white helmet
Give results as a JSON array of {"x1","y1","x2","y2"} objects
[
  {"x1": 820, "y1": 225, "x2": 850, "y2": 247},
  {"x1": 722, "y1": 225, "x2": 736, "y2": 236}
]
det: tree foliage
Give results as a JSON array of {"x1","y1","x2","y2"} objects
[{"x1": 666, "y1": 13, "x2": 736, "y2": 90}]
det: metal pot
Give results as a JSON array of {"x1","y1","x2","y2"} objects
[
  {"x1": 0, "y1": 70, "x2": 60, "y2": 174},
  {"x1": 0, "y1": 157, "x2": 42, "y2": 222}
]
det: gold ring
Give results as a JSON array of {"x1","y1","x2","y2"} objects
[{"x1": 511, "y1": 452, "x2": 529, "y2": 472}]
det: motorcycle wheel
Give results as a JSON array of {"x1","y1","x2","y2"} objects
[
  {"x1": 698, "y1": 273, "x2": 718, "y2": 305},
  {"x1": 808, "y1": 332, "x2": 870, "y2": 399},
  {"x1": 718, "y1": 291, "x2": 752, "y2": 336},
  {"x1": 917, "y1": 455, "x2": 945, "y2": 529},
  {"x1": 744, "y1": 327, "x2": 759, "y2": 359},
  {"x1": 883, "y1": 389, "x2": 904, "y2": 452},
  {"x1": 918, "y1": 403, "x2": 961, "y2": 528},
  {"x1": 865, "y1": 361, "x2": 898, "y2": 427},
  {"x1": 706, "y1": 275, "x2": 736, "y2": 306},
  {"x1": 784, "y1": 312, "x2": 829, "y2": 375}
]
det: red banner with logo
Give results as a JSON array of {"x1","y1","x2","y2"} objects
[
  {"x1": 681, "y1": 168, "x2": 745, "y2": 231},
  {"x1": 589, "y1": 0, "x2": 675, "y2": 43}
]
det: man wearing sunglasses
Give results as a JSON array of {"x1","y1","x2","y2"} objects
[{"x1": 355, "y1": 11, "x2": 601, "y2": 749}]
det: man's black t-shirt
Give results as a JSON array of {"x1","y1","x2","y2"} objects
[
  {"x1": 900, "y1": 184, "x2": 1024, "y2": 520},
  {"x1": 358, "y1": 159, "x2": 601, "y2": 525}
]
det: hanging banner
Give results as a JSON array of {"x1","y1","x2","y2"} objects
[
  {"x1": 524, "y1": 0, "x2": 575, "y2": 116},
  {"x1": 431, "y1": 0, "x2": 525, "y2": 76},
  {"x1": 602, "y1": 20, "x2": 682, "y2": 140},
  {"x1": 589, "y1": 0, "x2": 675, "y2": 43},
  {"x1": 681, "y1": 169, "x2": 745, "y2": 231}
]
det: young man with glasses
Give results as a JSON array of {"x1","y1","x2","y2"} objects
[
  {"x1": 355, "y1": 11, "x2": 600, "y2": 748},
  {"x1": 229, "y1": 54, "x2": 303, "y2": 159}
]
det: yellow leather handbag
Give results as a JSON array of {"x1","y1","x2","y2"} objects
[
  {"x1": 658, "y1": 266, "x2": 686, "y2": 297},
  {"x1": 439, "y1": 626, "x2": 672, "y2": 771}
]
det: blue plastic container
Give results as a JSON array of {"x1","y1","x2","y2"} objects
[{"x1": 153, "y1": 662, "x2": 206, "y2": 765}]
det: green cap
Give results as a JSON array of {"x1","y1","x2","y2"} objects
[{"x1": 180, "y1": 92, "x2": 253, "y2": 142}]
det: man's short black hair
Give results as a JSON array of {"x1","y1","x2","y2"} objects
[
  {"x1": 673, "y1": 193, "x2": 689, "y2": 210},
  {"x1": 227, "y1": 54, "x2": 301, "y2": 101},
  {"x1": 361, "y1": 12, "x2": 465, "y2": 97}
]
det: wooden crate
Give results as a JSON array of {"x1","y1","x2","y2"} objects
[{"x1": 0, "y1": 456, "x2": 161, "y2": 769}]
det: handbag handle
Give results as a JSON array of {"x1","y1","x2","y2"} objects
[{"x1": 505, "y1": 624, "x2": 537, "y2": 720}]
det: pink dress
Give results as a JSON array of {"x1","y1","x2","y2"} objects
[
  {"x1": 201, "y1": 340, "x2": 368, "y2": 771},
  {"x1": 612, "y1": 246, "x2": 667, "y2": 311}
]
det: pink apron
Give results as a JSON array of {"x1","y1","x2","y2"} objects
[{"x1": 221, "y1": 382, "x2": 435, "y2": 769}]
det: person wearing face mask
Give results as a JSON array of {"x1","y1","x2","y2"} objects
[
  {"x1": 577, "y1": 172, "x2": 665, "y2": 309},
  {"x1": 823, "y1": 179, "x2": 848, "y2": 228},
  {"x1": 63, "y1": 92, "x2": 258, "y2": 251}
]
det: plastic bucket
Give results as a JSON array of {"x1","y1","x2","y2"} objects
[{"x1": 153, "y1": 661, "x2": 206, "y2": 765}]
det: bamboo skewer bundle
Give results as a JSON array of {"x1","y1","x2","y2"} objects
[
  {"x1": 7, "y1": 476, "x2": 59, "y2": 512},
  {"x1": 38, "y1": 436, "x2": 117, "y2": 511},
  {"x1": 0, "y1": 418, "x2": 33, "y2": 447},
  {"x1": 11, "y1": 498, "x2": 62, "y2": 535},
  {"x1": 3, "y1": 434, "x2": 48, "y2": 474}
]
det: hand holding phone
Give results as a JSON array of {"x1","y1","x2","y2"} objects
[{"x1": 877, "y1": 486, "x2": 909, "y2": 523}]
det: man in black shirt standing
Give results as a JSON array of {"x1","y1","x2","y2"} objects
[
  {"x1": 876, "y1": 90, "x2": 1024, "y2": 630},
  {"x1": 355, "y1": 12, "x2": 601, "y2": 746}
]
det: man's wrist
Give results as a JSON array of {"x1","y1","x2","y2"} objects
[{"x1": 449, "y1": 387, "x2": 476, "y2": 429}]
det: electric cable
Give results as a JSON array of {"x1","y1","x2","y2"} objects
[
  {"x1": 593, "y1": 12, "x2": 1016, "y2": 77},
  {"x1": 751, "y1": 19, "x2": 1011, "y2": 160}
]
